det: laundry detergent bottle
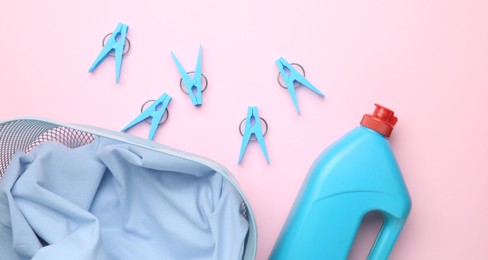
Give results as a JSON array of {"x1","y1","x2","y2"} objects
[{"x1": 270, "y1": 104, "x2": 411, "y2": 260}]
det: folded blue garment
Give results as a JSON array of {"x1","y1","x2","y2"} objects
[{"x1": 0, "y1": 137, "x2": 249, "y2": 260}]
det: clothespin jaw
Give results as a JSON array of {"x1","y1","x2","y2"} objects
[
  {"x1": 89, "y1": 23, "x2": 129, "y2": 84},
  {"x1": 171, "y1": 46, "x2": 203, "y2": 106},
  {"x1": 276, "y1": 57, "x2": 324, "y2": 115},
  {"x1": 121, "y1": 93, "x2": 172, "y2": 140},
  {"x1": 238, "y1": 106, "x2": 269, "y2": 165}
]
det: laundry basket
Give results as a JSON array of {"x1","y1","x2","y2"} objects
[{"x1": 0, "y1": 118, "x2": 257, "y2": 260}]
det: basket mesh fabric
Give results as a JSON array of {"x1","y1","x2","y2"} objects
[{"x1": 0, "y1": 119, "x2": 95, "y2": 178}]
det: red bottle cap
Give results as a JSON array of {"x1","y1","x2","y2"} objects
[{"x1": 360, "y1": 104, "x2": 398, "y2": 137}]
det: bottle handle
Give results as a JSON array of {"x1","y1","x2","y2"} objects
[{"x1": 367, "y1": 214, "x2": 406, "y2": 260}]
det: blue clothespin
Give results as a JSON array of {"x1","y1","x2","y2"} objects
[
  {"x1": 171, "y1": 46, "x2": 204, "y2": 106},
  {"x1": 121, "y1": 93, "x2": 172, "y2": 140},
  {"x1": 238, "y1": 106, "x2": 269, "y2": 165},
  {"x1": 89, "y1": 23, "x2": 129, "y2": 84},
  {"x1": 276, "y1": 57, "x2": 324, "y2": 115}
]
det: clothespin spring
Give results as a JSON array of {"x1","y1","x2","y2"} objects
[
  {"x1": 102, "y1": 33, "x2": 131, "y2": 57},
  {"x1": 179, "y1": 71, "x2": 208, "y2": 95},
  {"x1": 141, "y1": 100, "x2": 169, "y2": 125},
  {"x1": 277, "y1": 63, "x2": 305, "y2": 89},
  {"x1": 239, "y1": 117, "x2": 268, "y2": 140}
]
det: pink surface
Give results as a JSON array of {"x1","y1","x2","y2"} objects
[{"x1": 1, "y1": 0, "x2": 487, "y2": 259}]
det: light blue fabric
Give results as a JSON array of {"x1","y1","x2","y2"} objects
[{"x1": 0, "y1": 137, "x2": 249, "y2": 260}]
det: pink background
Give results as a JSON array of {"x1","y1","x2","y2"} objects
[{"x1": 1, "y1": 0, "x2": 487, "y2": 259}]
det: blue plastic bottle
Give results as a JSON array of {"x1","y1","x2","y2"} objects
[{"x1": 270, "y1": 104, "x2": 411, "y2": 260}]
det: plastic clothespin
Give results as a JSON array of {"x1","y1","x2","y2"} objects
[
  {"x1": 238, "y1": 106, "x2": 269, "y2": 165},
  {"x1": 89, "y1": 23, "x2": 129, "y2": 84},
  {"x1": 121, "y1": 93, "x2": 172, "y2": 140},
  {"x1": 171, "y1": 46, "x2": 204, "y2": 106},
  {"x1": 276, "y1": 57, "x2": 324, "y2": 115}
]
